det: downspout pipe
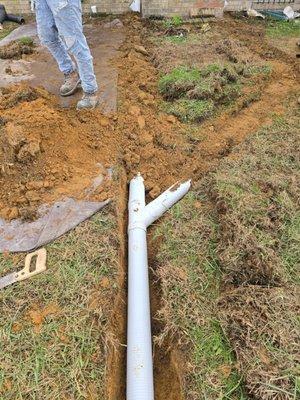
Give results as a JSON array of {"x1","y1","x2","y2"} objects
[
  {"x1": 0, "y1": 5, "x2": 25, "y2": 25},
  {"x1": 127, "y1": 174, "x2": 191, "y2": 400}
]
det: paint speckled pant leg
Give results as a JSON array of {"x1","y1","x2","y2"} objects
[{"x1": 35, "y1": 0, "x2": 98, "y2": 94}]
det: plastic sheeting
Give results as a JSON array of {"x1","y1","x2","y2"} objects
[{"x1": 0, "y1": 197, "x2": 110, "y2": 253}]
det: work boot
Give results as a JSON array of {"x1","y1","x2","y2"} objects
[
  {"x1": 76, "y1": 92, "x2": 99, "y2": 110},
  {"x1": 60, "y1": 70, "x2": 81, "y2": 97}
]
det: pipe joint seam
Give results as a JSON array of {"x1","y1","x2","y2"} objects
[{"x1": 128, "y1": 222, "x2": 147, "y2": 232}]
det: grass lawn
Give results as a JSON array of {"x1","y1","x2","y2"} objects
[
  {"x1": 266, "y1": 20, "x2": 300, "y2": 38},
  {"x1": 0, "y1": 22, "x2": 19, "y2": 41},
  {"x1": 0, "y1": 207, "x2": 119, "y2": 400},
  {"x1": 154, "y1": 107, "x2": 300, "y2": 399},
  {"x1": 158, "y1": 63, "x2": 271, "y2": 123}
]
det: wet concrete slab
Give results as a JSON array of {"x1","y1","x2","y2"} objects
[{"x1": 0, "y1": 22, "x2": 125, "y2": 113}]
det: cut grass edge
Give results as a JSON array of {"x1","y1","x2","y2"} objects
[{"x1": 153, "y1": 110, "x2": 300, "y2": 399}]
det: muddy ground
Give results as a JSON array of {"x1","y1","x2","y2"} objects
[{"x1": 0, "y1": 13, "x2": 299, "y2": 400}]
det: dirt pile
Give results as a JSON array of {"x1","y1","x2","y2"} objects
[
  {"x1": 114, "y1": 15, "x2": 298, "y2": 191},
  {"x1": 150, "y1": 22, "x2": 262, "y2": 74},
  {"x1": 0, "y1": 85, "x2": 119, "y2": 220},
  {"x1": 0, "y1": 80, "x2": 199, "y2": 221},
  {"x1": 0, "y1": 14, "x2": 298, "y2": 226},
  {"x1": 0, "y1": 38, "x2": 35, "y2": 60}
]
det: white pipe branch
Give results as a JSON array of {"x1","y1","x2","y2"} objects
[{"x1": 127, "y1": 174, "x2": 191, "y2": 400}]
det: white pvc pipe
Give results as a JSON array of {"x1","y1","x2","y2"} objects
[{"x1": 127, "y1": 174, "x2": 191, "y2": 400}]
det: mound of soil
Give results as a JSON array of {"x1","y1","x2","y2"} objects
[
  {"x1": 0, "y1": 39, "x2": 35, "y2": 60},
  {"x1": 0, "y1": 14, "x2": 298, "y2": 226},
  {"x1": 151, "y1": 26, "x2": 262, "y2": 74},
  {"x1": 0, "y1": 85, "x2": 119, "y2": 220},
  {"x1": 0, "y1": 79, "x2": 198, "y2": 222}
]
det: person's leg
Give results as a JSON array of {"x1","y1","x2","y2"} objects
[
  {"x1": 47, "y1": 0, "x2": 98, "y2": 97},
  {"x1": 35, "y1": 0, "x2": 74, "y2": 75},
  {"x1": 35, "y1": 0, "x2": 81, "y2": 96}
]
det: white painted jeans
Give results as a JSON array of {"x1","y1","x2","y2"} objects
[{"x1": 35, "y1": 0, "x2": 98, "y2": 94}]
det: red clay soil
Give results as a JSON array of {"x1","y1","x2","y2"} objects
[
  {"x1": 115, "y1": 17, "x2": 299, "y2": 186},
  {"x1": 0, "y1": 85, "x2": 120, "y2": 220},
  {"x1": 0, "y1": 15, "x2": 299, "y2": 223}
]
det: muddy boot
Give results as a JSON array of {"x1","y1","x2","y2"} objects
[
  {"x1": 76, "y1": 92, "x2": 99, "y2": 110},
  {"x1": 60, "y1": 70, "x2": 81, "y2": 97}
]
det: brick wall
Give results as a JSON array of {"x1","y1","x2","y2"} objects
[
  {"x1": 0, "y1": 0, "x2": 299, "y2": 17},
  {"x1": 143, "y1": 0, "x2": 224, "y2": 17},
  {"x1": 0, "y1": 0, "x2": 31, "y2": 13},
  {"x1": 224, "y1": 0, "x2": 300, "y2": 11},
  {"x1": 142, "y1": 0, "x2": 300, "y2": 16},
  {"x1": 0, "y1": 0, "x2": 225, "y2": 17},
  {"x1": 81, "y1": 0, "x2": 132, "y2": 14},
  {"x1": 0, "y1": 0, "x2": 132, "y2": 14}
]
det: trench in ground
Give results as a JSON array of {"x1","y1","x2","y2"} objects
[
  {"x1": 1, "y1": 15, "x2": 299, "y2": 399},
  {"x1": 103, "y1": 17, "x2": 300, "y2": 399},
  {"x1": 105, "y1": 172, "x2": 184, "y2": 400}
]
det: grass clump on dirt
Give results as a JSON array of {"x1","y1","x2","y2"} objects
[
  {"x1": 0, "y1": 209, "x2": 119, "y2": 400},
  {"x1": 18, "y1": 36, "x2": 34, "y2": 46},
  {"x1": 266, "y1": 20, "x2": 300, "y2": 38},
  {"x1": 158, "y1": 66, "x2": 201, "y2": 99},
  {"x1": 164, "y1": 99, "x2": 214, "y2": 122},
  {"x1": 158, "y1": 64, "x2": 238, "y2": 101},
  {"x1": 0, "y1": 36, "x2": 35, "y2": 59},
  {"x1": 165, "y1": 35, "x2": 187, "y2": 44},
  {"x1": 243, "y1": 64, "x2": 272, "y2": 77},
  {"x1": 154, "y1": 110, "x2": 300, "y2": 399},
  {"x1": 159, "y1": 62, "x2": 269, "y2": 122}
]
